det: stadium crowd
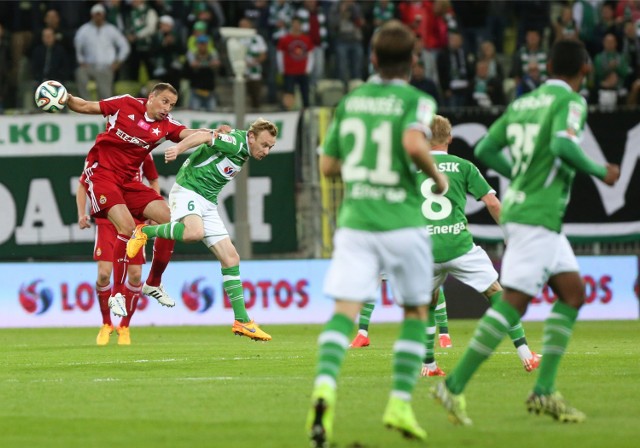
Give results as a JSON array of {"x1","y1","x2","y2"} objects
[{"x1": 2, "y1": 0, "x2": 640, "y2": 113}]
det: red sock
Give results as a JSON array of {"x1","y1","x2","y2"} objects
[
  {"x1": 96, "y1": 283, "x2": 112, "y2": 326},
  {"x1": 112, "y1": 234, "x2": 130, "y2": 295},
  {"x1": 119, "y1": 281, "x2": 141, "y2": 327},
  {"x1": 146, "y1": 238, "x2": 174, "y2": 287}
]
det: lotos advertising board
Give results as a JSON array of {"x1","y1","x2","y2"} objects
[
  {"x1": 0, "y1": 256, "x2": 637, "y2": 328},
  {"x1": 0, "y1": 259, "x2": 402, "y2": 328}
]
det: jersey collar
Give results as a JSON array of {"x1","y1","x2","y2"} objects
[
  {"x1": 144, "y1": 112, "x2": 156, "y2": 122},
  {"x1": 544, "y1": 79, "x2": 572, "y2": 91},
  {"x1": 431, "y1": 150, "x2": 448, "y2": 155}
]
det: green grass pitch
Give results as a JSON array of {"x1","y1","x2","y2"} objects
[{"x1": 1, "y1": 320, "x2": 639, "y2": 447}]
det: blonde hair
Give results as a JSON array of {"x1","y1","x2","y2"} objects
[
  {"x1": 249, "y1": 117, "x2": 278, "y2": 137},
  {"x1": 430, "y1": 115, "x2": 452, "y2": 146}
]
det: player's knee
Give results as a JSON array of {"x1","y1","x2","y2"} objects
[
  {"x1": 97, "y1": 272, "x2": 111, "y2": 285},
  {"x1": 127, "y1": 269, "x2": 142, "y2": 285}
]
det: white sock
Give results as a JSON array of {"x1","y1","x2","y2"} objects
[
  {"x1": 517, "y1": 344, "x2": 533, "y2": 361},
  {"x1": 358, "y1": 329, "x2": 368, "y2": 337}
]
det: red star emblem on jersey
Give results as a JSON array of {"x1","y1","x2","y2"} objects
[{"x1": 152, "y1": 128, "x2": 160, "y2": 136}]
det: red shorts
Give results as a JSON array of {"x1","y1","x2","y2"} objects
[
  {"x1": 82, "y1": 167, "x2": 163, "y2": 220},
  {"x1": 94, "y1": 217, "x2": 146, "y2": 264}
]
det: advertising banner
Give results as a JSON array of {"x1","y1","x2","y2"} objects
[
  {"x1": 0, "y1": 111, "x2": 299, "y2": 258},
  {"x1": 0, "y1": 256, "x2": 636, "y2": 328}
]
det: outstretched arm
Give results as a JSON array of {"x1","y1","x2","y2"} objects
[
  {"x1": 165, "y1": 130, "x2": 216, "y2": 163},
  {"x1": 64, "y1": 93, "x2": 102, "y2": 114}
]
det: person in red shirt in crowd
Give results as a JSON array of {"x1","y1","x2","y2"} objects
[
  {"x1": 76, "y1": 154, "x2": 159, "y2": 345},
  {"x1": 64, "y1": 82, "x2": 207, "y2": 318},
  {"x1": 423, "y1": 0, "x2": 455, "y2": 52},
  {"x1": 277, "y1": 17, "x2": 314, "y2": 109}
]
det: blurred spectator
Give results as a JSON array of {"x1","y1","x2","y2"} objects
[
  {"x1": 423, "y1": 0, "x2": 455, "y2": 52},
  {"x1": 329, "y1": 0, "x2": 364, "y2": 88},
  {"x1": 124, "y1": 0, "x2": 159, "y2": 81},
  {"x1": 267, "y1": 0, "x2": 295, "y2": 104},
  {"x1": 515, "y1": 59, "x2": 544, "y2": 98},
  {"x1": 105, "y1": 0, "x2": 127, "y2": 32},
  {"x1": 410, "y1": 60, "x2": 440, "y2": 105},
  {"x1": 238, "y1": 17, "x2": 268, "y2": 109},
  {"x1": 185, "y1": 34, "x2": 221, "y2": 111},
  {"x1": 486, "y1": 1, "x2": 510, "y2": 54},
  {"x1": 620, "y1": 20, "x2": 640, "y2": 86},
  {"x1": 414, "y1": 37, "x2": 439, "y2": 86},
  {"x1": 31, "y1": 27, "x2": 70, "y2": 84},
  {"x1": 450, "y1": 0, "x2": 488, "y2": 56},
  {"x1": 243, "y1": 0, "x2": 270, "y2": 40},
  {"x1": 472, "y1": 59, "x2": 505, "y2": 107},
  {"x1": 0, "y1": 23, "x2": 11, "y2": 113},
  {"x1": 277, "y1": 17, "x2": 314, "y2": 109},
  {"x1": 552, "y1": 3, "x2": 579, "y2": 43},
  {"x1": 42, "y1": 9, "x2": 75, "y2": 60},
  {"x1": 150, "y1": 15, "x2": 184, "y2": 89},
  {"x1": 187, "y1": 21, "x2": 215, "y2": 54},
  {"x1": 398, "y1": 0, "x2": 426, "y2": 39},
  {"x1": 185, "y1": 0, "x2": 225, "y2": 39},
  {"x1": 74, "y1": 3, "x2": 130, "y2": 100},
  {"x1": 478, "y1": 41, "x2": 504, "y2": 83},
  {"x1": 47, "y1": 0, "x2": 91, "y2": 32},
  {"x1": 437, "y1": 30, "x2": 472, "y2": 108},
  {"x1": 594, "y1": 33, "x2": 629, "y2": 106},
  {"x1": 573, "y1": 0, "x2": 599, "y2": 56},
  {"x1": 297, "y1": 0, "x2": 328, "y2": 85},
  {"x1": 513, "y1": 1, "x2": 550, "y2": 48},
  {"x1": 4, "y1": 0, "x2": 43, "y2": 108},
  {"x1": 615, "y1": 0, "x2": 640, "y2": 23},
  {"x1": 373, "y1": 0, "x2": 396, "y2": 29},
  {"x1": 593, "y1": 2, "x2": 621, "y2": 55},
  {"x1": 510, "y1": 29, "x2": 547, "y2": 85}
]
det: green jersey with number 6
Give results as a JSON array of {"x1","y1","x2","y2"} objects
[
  {"x1": 323, "y1": 78, "x2": 437, "y2": 231},
  {"x1": 419, "y1": 151, "x2": 494, "y2": 263},
  {"x1": 175, "y1": 129, "x2": 249, "y2": 205},
  {"x1": 485, "y1": 80, "x2": 587, "y2": 232}
]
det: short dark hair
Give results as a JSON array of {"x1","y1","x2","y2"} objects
[
  {"x1": 372, "y1": 19, "x2": 415, "y2": 78},
  {"x1": 151, "y1": 82, "x2": 178, "y2": 96},
  {"x1": 549, "y1": 39, "x2": 588, "y2": 78}
]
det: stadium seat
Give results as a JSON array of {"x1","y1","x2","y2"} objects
[
  {"x1": 348, "y1": 79, "x2": 364, "y2": 92},
  {"x1": 315, "y1": 79, "x2": 344, "y2": 107}
]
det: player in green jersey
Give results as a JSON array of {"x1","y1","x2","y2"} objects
[
  {"x1": 431, "y1": 39, "x2": 620, "y2": 425},
  {"x1": 306, "y1": 20, "x2": 447, "y2": 447},
  {"x1": 126, "y1": 118, "x2": 278, "y2": 342},
  {"x1": 350, "y1": 115, "x2": 541, "y2": 377},
  {"x1": 420, "y1": 115, "x2": 540, "y2": 376}
]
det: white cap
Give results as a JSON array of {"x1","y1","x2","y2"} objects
[
  {"x1": 91, "y1": 4, "x2": 106, "y2": 15},
  {"x1": 159, "y1": 15, "x2": 174, "y2": 27}
]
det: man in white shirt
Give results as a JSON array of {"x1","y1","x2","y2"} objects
[{"x1": 74, "y1": 3, "x2": 130, "y2": 99}]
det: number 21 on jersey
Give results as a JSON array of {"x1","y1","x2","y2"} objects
[{"x1": 339, "y1": 118, "x2": 399, "y2": 186}]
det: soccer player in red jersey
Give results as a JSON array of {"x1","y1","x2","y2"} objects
[
  {"x1": 77, "y1": 154, "x2": 159, "y2": 345},
  {"x1": 65, "y1": 82, "x2": 206, "y2": 317}
]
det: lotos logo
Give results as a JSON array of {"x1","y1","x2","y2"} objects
[
  {"x1": 19, "y1": 280, "x2": 54, "y2": 314},
  {"x1": 181, "y1": 277, "x2": 214, "y2": 313},
  {"x1": 223, "y1": 166, "x2": 236, "y2": 177}
]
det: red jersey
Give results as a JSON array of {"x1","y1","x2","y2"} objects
[
  {"x1": 87, "y1": 95, "x2": 185, "y2": 183},
  {"x1": 277, "y1": 33, "x2": 314, "y2": 75}
]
